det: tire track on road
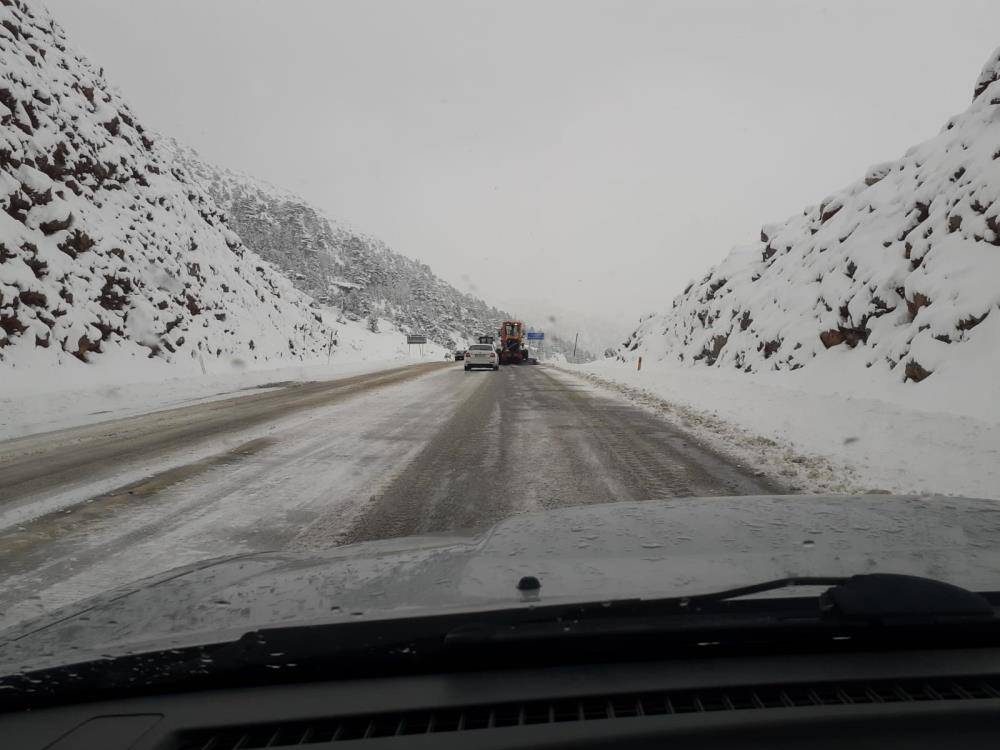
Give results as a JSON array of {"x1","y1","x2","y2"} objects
[
  {"x1": 342, "y1": 366, "x2": 785, "y2": 544},
  {"x1": 0, "y1": 362, "x2": 448, "y2": 511}
]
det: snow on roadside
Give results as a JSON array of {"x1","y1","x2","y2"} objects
[
  {"x1": 556, "y1": 360, "x2": 1000, "y2": 501},
  {"x1": 1, "y1": 312, "x2": 448, "y2": 441}
]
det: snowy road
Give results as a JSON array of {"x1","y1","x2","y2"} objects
[{"x1": 0, "y1": 363, "x2": 780, "y2": 629}]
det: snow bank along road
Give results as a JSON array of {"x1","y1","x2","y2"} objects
[{"x1": 0, "y1": 364, "x2": 781, "y2": 630}]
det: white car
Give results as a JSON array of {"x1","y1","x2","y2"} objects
[{"x1": 464, "y1": 343, "x2": 499, "y2": 371}]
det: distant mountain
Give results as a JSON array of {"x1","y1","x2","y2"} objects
[
  {"x1": 167, "y1": 140, "x2": 517, "y2": 352},
  {"x1": 617, "y1": 46, "x2": 1000, "y2": 383},
  {"x1": 0, "y1": 0, "x2": 332, "y2": 376}
]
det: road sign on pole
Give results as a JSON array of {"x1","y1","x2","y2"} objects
[
  {"x1": 526, "y1": 331, "x2": 544, "y2": 341},
  {"x1": 406, "y1": 334, "x2": 427, "y2": 357}
]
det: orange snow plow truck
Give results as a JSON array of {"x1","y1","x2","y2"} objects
[{"x1": 498, "y1": 320, "x2": 529, "y2": 365}]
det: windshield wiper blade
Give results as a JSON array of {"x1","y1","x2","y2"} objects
[
  {"x1": 679, "y1": 576, "x2": 849, "y2": 605},
  {"x1": 444, "y1": 574, "x2": 999, "y2": 648}
]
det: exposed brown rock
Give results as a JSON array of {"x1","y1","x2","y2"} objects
[
  {"x1": 759, "y1": 338, "x2": 781, "y2": 358},
  {"x1": 820, "y1": 329, "x2": 844, "y2": 348},
  {"x1": 98, "y1": 275, "x2": 131, "y2": 310},
  {"x1": 39, "y1": 212, "x2": 73, "y2": 235},
  {"x1": 904, "y1": 360, "x2": 931, "y2": 383},
  {"x1": 1, "y1": 313, "x2": 28, "y2": 337},
  {"x1": 906, "y1": 292, "x2": 931, "y2": 321},
  {"x1": 820, "y1": 202, "x2": 842, "y2": 223},
  {"x1": 71, "y1": 334, "x2": 101, "y2": 363},
  {"x1": 4, "y1": 191, "x2": 31, "y2": 222},
  {"x1": 18, "y1": 290, "x2": 47, "y2": 307},
  {"x1": 957, "y1": 309, "x2": 990, "y2": 331}
]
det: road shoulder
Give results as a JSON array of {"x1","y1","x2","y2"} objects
[{"x1": 548, "y1": 365, "x2": 863, "y2": 496}]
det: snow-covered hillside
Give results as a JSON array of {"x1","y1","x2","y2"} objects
[
  {"x1": 0, "y1": 0, "x2": 333, "y2": 385},
  {"x1": 620, "y1": 47, "x2": 1000, "y2": 386},
  {"x1": 167, "y1": 140, "x2": 513, "y2": 351}
]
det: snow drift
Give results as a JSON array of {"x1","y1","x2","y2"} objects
[
  {"x1": 620, "y1": 47, "x2": 1000, "y2": 385},
  {"x1": 0, "y1": 0, "x2": 333, "y2": 380}
]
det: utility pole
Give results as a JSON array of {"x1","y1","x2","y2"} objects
[{"x1": 572, "y1": 332, "x2": 578, "y2": 363}]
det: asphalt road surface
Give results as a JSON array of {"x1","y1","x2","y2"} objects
[{"x1": 0, "y1": 363, "x2": 781, "y2": 629}]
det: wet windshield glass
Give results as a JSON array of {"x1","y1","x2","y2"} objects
[{"x1": 1, "y1": 0, "x2": 999, "y2": 686}]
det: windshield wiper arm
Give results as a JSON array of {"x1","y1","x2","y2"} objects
[
  {"x1": 444, "y1": 574, "x2": 998, "y2": 648},
  {"x1": 680, "y1": 576, "x2": 849, "y2": 605},
  {"x1": 680, "y1": 573, "x2": 995, "y2": 621}
]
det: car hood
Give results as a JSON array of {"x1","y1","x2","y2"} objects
[{"x1": 3, "y1": 494, "x2": 1000, "y2": 674}]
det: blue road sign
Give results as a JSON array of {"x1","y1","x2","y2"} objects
[{"x1": 526, "y1": 331, "x2": 544, "y2": 340}]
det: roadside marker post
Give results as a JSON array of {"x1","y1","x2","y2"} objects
[{"x1": 638, "y1": 356, "x2": 642, "y2": 371}]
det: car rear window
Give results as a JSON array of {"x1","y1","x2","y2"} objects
[{"x1": 470, "y1": 345, "x2": 492, "y2": 350}]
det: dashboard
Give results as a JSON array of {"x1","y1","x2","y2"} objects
[{"x1": 5, "y1": 647, "x2": 1000, "y2": 749}]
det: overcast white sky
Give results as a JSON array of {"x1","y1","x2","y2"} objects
[{"x1": 46, "y1": 0, "x2": 1000, "y2": 338}]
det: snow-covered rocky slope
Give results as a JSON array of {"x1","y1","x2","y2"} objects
[
  {"x1": 0, "y1": 0, "x2": 333, "y2": 383},
  {"x1": 619, "y1": 47, "x2": 1000, "y2": 386},
  {"x1": 167, "y1": 140, "x2": 513, "y2": 351}
]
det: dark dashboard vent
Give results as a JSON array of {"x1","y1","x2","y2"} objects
[{"x1": 178, "y1": 676, "x2": 1000, "y2": 748}]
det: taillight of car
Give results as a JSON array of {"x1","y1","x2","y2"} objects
[{"x1": 489, "y1": 352, "x2": 496, "y2": 358}]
